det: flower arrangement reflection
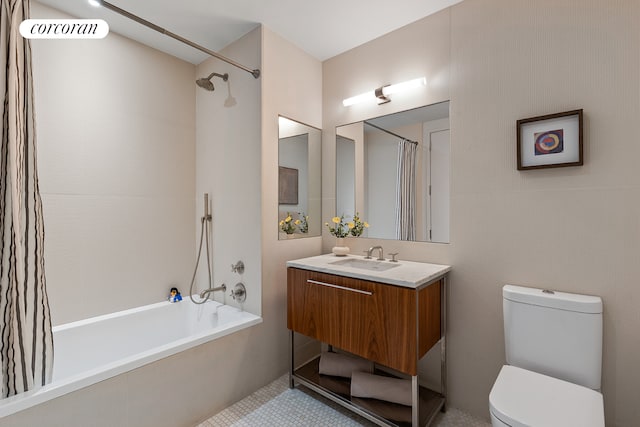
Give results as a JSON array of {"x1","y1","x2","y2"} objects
[
  {"x1": 348, "y1": 212, "x2": 369, "y2": 237},
  {"x1": 325, "y1": 216, "x2": 349, "y2": 238},
  {"x1": 279, "y1": 213, "x2": 298, "y2": 235},
  {"x1": 279, "y1": 212, "x2": 309, "y2": 235},
  {"x1": 298, "y1": 212, "x2": 309, "y2": 234},
  {"x1": 325, "y1": 212, "x2": 369, "y2": 238}
]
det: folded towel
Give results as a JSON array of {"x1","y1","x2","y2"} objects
[
  {"x1": 350, "y1": 371, "x2": 413, "y2": 406},
  {"x1": 318, "y1": 351, "x2": 374, "y2": 378}
]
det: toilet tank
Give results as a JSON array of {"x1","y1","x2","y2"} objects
[{"x1": 503, "y1": 285, "x2": 602, "y2": 390}]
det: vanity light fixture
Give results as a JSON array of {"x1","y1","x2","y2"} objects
[{"x1": 342, "y1": 77, "x2": 427, "y2": 107}]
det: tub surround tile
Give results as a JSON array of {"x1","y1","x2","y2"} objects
[{"x1": 0, "y1": 372, "x2": 129, "y2": 427}]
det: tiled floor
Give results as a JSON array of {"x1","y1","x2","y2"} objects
[{"x1": 199, "y1": 375, "x2": 490, "y2": 427}]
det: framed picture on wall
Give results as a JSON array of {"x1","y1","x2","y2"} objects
[
  {"x1": 517, "y1": 109, "x2": 583, "y2": 170},
  {"x1": 278, "y1": 166, "x2": 299, "y2": 205}
]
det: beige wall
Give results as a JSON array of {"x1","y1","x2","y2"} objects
[
  {"x1": 323, "y1": 1, "x2": 640, "y2": 425},
  {"x1": 260, "y1": 26, "x2": 325, "y2": 370},
  {"x1": 31, "y1": 2, "x2": 196, "y2": 325}
]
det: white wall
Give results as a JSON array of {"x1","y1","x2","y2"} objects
[
  {"x1": 195, "y1": 29, "x2": 262, "y2": 316},
  {"x1": 31, "y1": 2, "x2": 196, "y2": 325},
  {"x1": 323, "y1": 1, "x2": 640, "y2": 425}
]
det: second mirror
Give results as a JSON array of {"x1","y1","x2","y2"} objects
[{"x1": 278, "y1": 116, "x2": 321, "y2": 240}]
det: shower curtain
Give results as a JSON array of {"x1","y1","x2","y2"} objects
[
  {"x1": 0, "y1": 0, "x2": 54, "y2": 398},
  {"x1": 394, "y1": 139, "x2": 417, "y2": 241}
]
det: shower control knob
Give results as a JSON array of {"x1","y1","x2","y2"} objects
[
  {"x1": 230, "y1": 283, "x2": 247, "y2": 303},
  {"x1": 231, "y1": 260, "x2": 245, "y2": 275}
]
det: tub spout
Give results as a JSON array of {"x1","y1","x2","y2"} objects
[{"x1": 199, "y1": 284, "x2": 227, "y2": 299}]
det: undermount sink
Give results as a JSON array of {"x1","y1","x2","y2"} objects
[{"x1": 329, "y1": 257, "x2": 400, "y2": 272}]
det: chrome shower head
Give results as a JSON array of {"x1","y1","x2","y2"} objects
[
  {"x1": 196, "y1": 78, "x2": 214, "y2": 91},
  {"x1": 196, "y1": 72, "x2": 228, "y2": 91}
]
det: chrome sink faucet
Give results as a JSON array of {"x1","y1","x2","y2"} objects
[{"x1": 366, "y1": 246, "x2": 384, "y2": 261}]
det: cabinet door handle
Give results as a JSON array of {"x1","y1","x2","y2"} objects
[{"x1": 306, "y1": 279, "x2": 373, "y2": 296}]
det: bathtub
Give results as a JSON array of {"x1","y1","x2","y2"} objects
[{"x1": 0, "y1": 298, "x2": 261, "y2": 418}]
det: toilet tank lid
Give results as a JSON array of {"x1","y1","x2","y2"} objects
[{"x1": 503, "y1": 285, "x2": 602, "y2": 314}]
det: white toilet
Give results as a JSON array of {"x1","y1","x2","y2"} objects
[{"x1": 489, "y1": 285, "x2": 605, "y2": 427}]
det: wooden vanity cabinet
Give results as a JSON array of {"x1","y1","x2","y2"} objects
[
  {"x1": 287, "y1": 267, "x2": 442, "y2": 376},
  {"x1": 287, "y1": 261, "x2": 448, "y2": 427}
]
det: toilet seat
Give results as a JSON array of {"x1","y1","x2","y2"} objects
[{"x1": 489, "y1": 365, "x2": 604, "y2": 427}]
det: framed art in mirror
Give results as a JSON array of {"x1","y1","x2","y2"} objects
[{"x1": 278, "y1": 166, "x2": 298, "y2": 205}]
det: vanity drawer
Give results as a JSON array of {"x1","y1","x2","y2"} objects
[{"x1": 287, "y1": 267, "x2": 441, "y2": 375}]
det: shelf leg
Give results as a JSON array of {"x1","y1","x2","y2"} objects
[
  {"x1": 412, "y1": 374, "x2": 419, "y2": 426},
  {"x1": 441, "y1": 277, "x2": 447, "y2": 412},
  {"x1": 289, "y1": 330, "x2": 295, "y2": 389}
]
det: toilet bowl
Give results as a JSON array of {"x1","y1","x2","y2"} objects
[
  {"x1": 489, "y1": 285, "x2": 605, "y2": 427},
  {"x1": 489, "y1": 365, "x2": 604, "y2": 427}
]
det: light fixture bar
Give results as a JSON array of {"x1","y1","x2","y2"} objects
[
  {"x1": 383, "y1": 77, "x2": 426, "y2": 95},
  {"x1": 342, "y1": 77, "x2": 426, "y2": 107},
  {"x1": 342, "y1": 91, "x2": 376, "y2": 107}
]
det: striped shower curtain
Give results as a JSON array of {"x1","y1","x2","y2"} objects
[
  {"x1": 0, "y1": 0, "x2": 54, "y2": 398},
  {"x1": 394, "y1": 139, "x2": 417, "y2": 241}
]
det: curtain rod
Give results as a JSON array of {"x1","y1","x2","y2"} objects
[
  {"x1": 364, "y1": 121, "x2": 418, "y2": 145},
  {"x1": 96, "y1": 0, "x2": 261, "y2": 79}
]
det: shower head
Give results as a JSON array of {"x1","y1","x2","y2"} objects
[
  {"x1": 196, "y1": 72, "x2": 229, "y2": 91},
  {"x1": 196, "y1": 78, "x2": 214, "y2": 91}
]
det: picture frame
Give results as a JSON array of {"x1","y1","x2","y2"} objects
[
  {"x1": 278, "y1": 166, "x2": 299, "y2": 205},
  {"x1": 517, "y1": 109, "x2": 583, "y2": 170}
]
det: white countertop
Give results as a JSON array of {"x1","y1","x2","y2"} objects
[{"x1": 286, "y1": 254, "x2": 451, "y2": 289}]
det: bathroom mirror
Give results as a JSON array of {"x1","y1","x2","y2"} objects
[
  {"x1": 278, "y1": 116, "x2": 322, "y2": 239},
  {"x1": 335, "y1": 101, "x2": 450, "y2": 243}
]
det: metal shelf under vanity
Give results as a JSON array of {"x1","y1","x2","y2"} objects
[{"x1": 291, "y1": 354, "x2": 445, "y2": 427}]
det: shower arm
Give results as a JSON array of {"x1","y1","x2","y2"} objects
[{"x1": 95, "y1": 0, "x2": 261, "y2": 79}]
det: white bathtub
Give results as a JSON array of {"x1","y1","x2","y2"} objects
[{"x1": 0, "y1": 298, "x2": 261, "y2": 418}]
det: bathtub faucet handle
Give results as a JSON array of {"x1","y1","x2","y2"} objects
[
  {"x1": 231, "y1": 260, "x2": 245, "y2": 275},
  {"x1": 230, "y1": 282, "x2": 246, "y2": 303}
]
